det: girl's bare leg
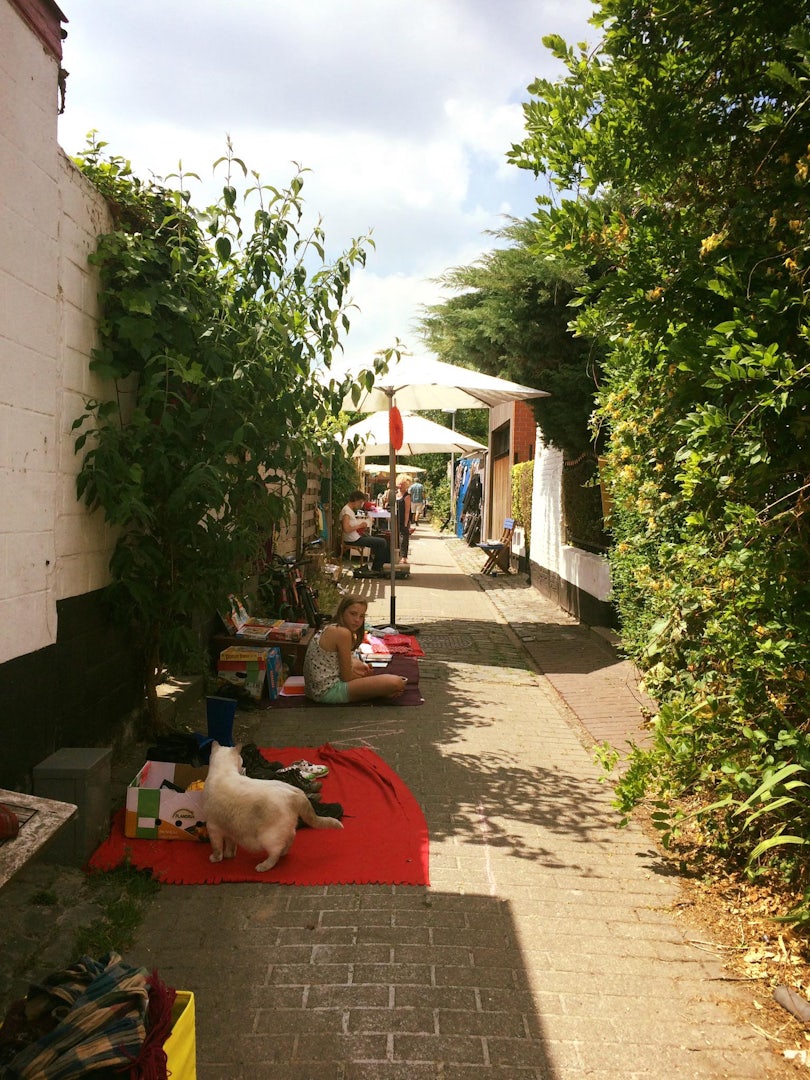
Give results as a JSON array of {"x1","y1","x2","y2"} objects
[{"x1": 348, "y1": 674, "x2": 409, "y2": 701}]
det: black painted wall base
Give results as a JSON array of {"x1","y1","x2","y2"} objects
[{"x1": 0, "y1": 589, "x2": 143, "y2": 792}]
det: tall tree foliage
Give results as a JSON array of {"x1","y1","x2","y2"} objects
[
  {"x1": 73, "y1": 137, "x2": 368, "y2": 723},
  {"x1": 512, "y1": 2, "x2": 810, "y2": 901},
  {"x1": 418, "y1": 219, "x2": 601, "y2": 455}
]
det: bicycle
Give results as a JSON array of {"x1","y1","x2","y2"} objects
[{"x1": 258, "y1": 540, "x2": 328, "y2": 629}]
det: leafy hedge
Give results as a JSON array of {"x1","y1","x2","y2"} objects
[
  {"x1": 72, "y1": 137, "x2": 369, "y2": 722},
  {"x1": 511, "y1": 1, "x2": 810, "y2": 912}
]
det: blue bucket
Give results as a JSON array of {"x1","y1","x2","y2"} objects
[{"x1": 206, "y1": 696, "x2": 237, "y2": 747}]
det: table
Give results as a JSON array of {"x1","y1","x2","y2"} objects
[
  {"x1": 212, "y1": 627, "x2": 316, "y2": 676},
  {"x1": 0, "y1": 788, "x2": 77, "y2": 890}
]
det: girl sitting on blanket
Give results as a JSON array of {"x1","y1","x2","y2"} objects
[{"x1": 303, "y1": 595, "x2": 408, "y2": 704}]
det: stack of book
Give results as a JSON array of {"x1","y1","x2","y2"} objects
[
  {"x1": 218, "y1": 595, "x2": 309, "y2": 641},
  {"x1": 266, "y1": 622, "x2": 310, "y2": 643}
]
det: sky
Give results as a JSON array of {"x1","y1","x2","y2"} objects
[{"x1": 57, "y1": 0, "x2": 597, "y2": 370}]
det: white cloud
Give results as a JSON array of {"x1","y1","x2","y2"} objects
[{"x1": 58, "y1": 0, "x2": 597, "y2": 368}]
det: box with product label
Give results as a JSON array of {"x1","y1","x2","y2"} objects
[
  {"x1": 124, "y1": 760, "x2": 209, "y2": 841},
  {"x1": 216, "y1": 645, "x2": 283, "y2": 700},
  {"x1": 164, "y1": 990, "x2": 196, "y2": 1078}
]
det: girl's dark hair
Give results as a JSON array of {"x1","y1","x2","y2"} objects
[
  {"x1": 349, "y1": 490, "x2": 367, "y2": 501},
  {"x1": 333, "y1": 594, "x2": 368, "y2": 649}
]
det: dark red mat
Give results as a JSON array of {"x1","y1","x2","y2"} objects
[
  {"x1": 88, "y1": 745, "x2": 429, "y2": 887},
  {"x1": 272, "y1": 655, "x2": 423, "y2": 708}
]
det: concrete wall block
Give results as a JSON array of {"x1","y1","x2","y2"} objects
[
  {"x1": 0, "y1": 139, "x2": 58, "y2": 232},
  {"x1": 2, "y1": 75, "x2": 58, "y2": 168},
  {"x1": 61, "y1": 345, "x2": 93, "y2": 397},
  {"x1": 0, "y1": 591, "x2": 54, "y2": 663},
  {"x1": 86, "y1": 548, "x2": 115, "y2": 593},
  {"x1": 560, "y1": 545, "x2": 612, "y2": 602},
  {"x1": 55, "y1": 550, "x2": 107, "y2": 601},
  {"x1": 5, "y1": 404, "x2": 56, "y2": 470},
  {"x1": 1, "y1": 8, "x2": 59, "y2": 169},
  {"x1": 0, "y1": 203, "x2": 59, "y2": 292},
  {"x1": 61, "y1": 294, "x2": 95, "y2": 356},
  {"x1": 57, "y1": 209, "x2": 101, "y2": 271},
  {"x1": 55, "y1": 506, "x2": 113, "y2": 562},
  {"x1": 58, "y1": 252, "x2": 87, "y2": 311},
  {"x1": 1, "y1": 272, "x2": 59, "y2": 355},
  {"x1": 0, "y1": 343, "x2": 57, "y2": 412},
  {"x1": 57, "y1": 152, "x2": 111, "y2": 232},
  {"x1": 0, "y1": 465, "x2": 57, "y2": 533},
  {"x1": 6, "y1": 530, "x2": 54, "y2": 595}
]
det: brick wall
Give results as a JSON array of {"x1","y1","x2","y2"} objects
[{"x1": 511, "y1": 400, "x2": 537, "y2": 464}]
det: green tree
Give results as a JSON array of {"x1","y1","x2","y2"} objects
[
  {"x1": 73, "y1": 137, "x2": 370, "y2": 724},
  {"x1": 510, "y1": 2, "x2": 810, "y2": 896},
  {"x1": 418, "y1": 219, "x2": 601, "y2": 456}
]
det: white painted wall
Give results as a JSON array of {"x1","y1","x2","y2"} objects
[
  {"x1": 530, "y1": 434, "x2": 612, "y2": 607},
  {"x1": 1, "y1": 0, "x2": 116, "y2": 664}
]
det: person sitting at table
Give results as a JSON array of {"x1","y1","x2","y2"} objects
[
  {"x1": 340, "y1": 490, "x2": 389, "y2": 571},
  {"x1": 303, "y1": 595, "x2": 408, "y2": 703}
]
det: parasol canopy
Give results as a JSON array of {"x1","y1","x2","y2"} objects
[{"x1": 344, "y1": 410, "x2": 486, "y2": 458}]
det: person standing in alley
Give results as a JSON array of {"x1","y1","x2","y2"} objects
[
  {"x1": 408, "y1": 478, "x2": 425, "y2": 522},
  {"x1": 396, "y1": 475, "x2": 412, "y2": 562}
]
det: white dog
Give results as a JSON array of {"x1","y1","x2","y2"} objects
[{"x1": 203, "y1": 742, "x2": 342, "y2": 872}]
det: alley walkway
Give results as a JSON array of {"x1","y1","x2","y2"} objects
[{"x1": 119, "y1": 525, "x2": 781, "y2": 1079}]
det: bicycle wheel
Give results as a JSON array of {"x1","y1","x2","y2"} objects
[{"x1": 299, "y1": 581, "x2": 321, "y2": 628}]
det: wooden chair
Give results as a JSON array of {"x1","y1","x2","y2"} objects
[
  {"x1": 339, "y1": 539, "x2": 370, "y2": 568},
  {"x1": 477, "y1": 518, "x2": 515, "y2": 575}
]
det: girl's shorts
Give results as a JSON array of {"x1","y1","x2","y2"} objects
[{"x1": 314, "y1": 680, "x2": 350, "y2": 705}]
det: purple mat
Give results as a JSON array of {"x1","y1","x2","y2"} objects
[{"x1": 272, "y1": 655, "x2": 423, "y2": 708}]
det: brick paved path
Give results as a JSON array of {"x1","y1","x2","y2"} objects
[{"x1": 123, "y1": 526, "x2": 782, "y2": 1079}]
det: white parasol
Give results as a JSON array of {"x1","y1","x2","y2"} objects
[
  {"x1": 344, "y1": 410, "x2": 486, "y2": 458},
  {"x1": 332, "y1": 353, "x2": 549, "y2": 627}
]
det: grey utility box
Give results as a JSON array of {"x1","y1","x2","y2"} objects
[{"x1": 33, "y1": 747, "x2": 112, "y2": 866}]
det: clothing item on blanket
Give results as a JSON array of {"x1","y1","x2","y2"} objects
[
  {"x1": 0, "y1": 952, "x2": 163, "y2": 1079},
  {"x1": 240, "y1": 743, "x2": 325, "y2": 799}
]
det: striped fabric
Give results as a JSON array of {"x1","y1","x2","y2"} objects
[{"x1": 4, "y1": 952, "x2": 151, "y2": 1079}]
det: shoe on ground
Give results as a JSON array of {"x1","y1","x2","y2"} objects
[{"x1": 278, "y1": 760, "x2": 329, "y2": 781}]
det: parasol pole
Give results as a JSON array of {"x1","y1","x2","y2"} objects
[{"x1": 388, "y1": 391, "x2": 399, "y2": 627}]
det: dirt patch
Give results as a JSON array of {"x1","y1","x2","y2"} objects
[{"x1": 636, "y1": 803, "x2": 810, "y2": 1075}]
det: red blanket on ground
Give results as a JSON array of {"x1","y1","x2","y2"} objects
[{"x1": 87, "y1": 745, "x2": 429, "y2": 887}]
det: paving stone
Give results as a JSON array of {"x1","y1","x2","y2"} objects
[{"x1": 0, "y1": 528, "x2": 787, "y2": 1079}]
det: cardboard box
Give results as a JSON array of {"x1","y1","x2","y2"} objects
[
  {"x1": 124, "y1": 761, "x2": 208, "y2": 841},
  {"x1": 216, "y1": 645, "x2": 282, "y2": 700},
  {"x1": 265, "y1": 646, "x2": 283, "y2": 699},
  {"x1": 164, "y1": 991, "x2": 196, "y2": 1079}
]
